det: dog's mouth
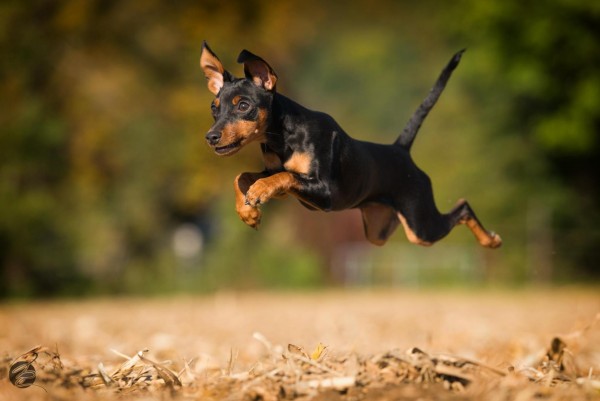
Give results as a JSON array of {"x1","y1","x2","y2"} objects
[{"x1": 214, "y1": 139, "x2": 242, "y2": 156}]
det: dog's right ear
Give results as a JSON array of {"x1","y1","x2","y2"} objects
[
  {"x1": 200, "y1": 41, "x2": 226, "y2": 95},
  {"x1": 237, "y1": 49, "x2": 278, "y2": 91}
]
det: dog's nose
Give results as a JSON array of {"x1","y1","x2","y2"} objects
[{"x1": 205, "y1": 131, "x2": 221, "y2": 145}]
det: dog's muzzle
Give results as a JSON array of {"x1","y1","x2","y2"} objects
[{"x1": 205, "y1": 130, "x2": 221, "y2": 146}]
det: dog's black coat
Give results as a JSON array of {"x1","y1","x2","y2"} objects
[{"x1": 200, "y1": 42, "x2": 501, "y2": 248}]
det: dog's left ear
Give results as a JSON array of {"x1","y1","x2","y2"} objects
[{"x1": 237, "y1": 50, "x2": 278, "y2": 91}]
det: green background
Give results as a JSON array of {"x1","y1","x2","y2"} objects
[{"x1": 1, "y1": 0, "x2": 599, "y2": 297}]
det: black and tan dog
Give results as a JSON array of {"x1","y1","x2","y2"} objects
[{"x1": 200, "y1": 42, "x2": 502, "y2": 248}]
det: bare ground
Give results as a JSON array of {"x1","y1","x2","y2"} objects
[{"x1": 1, "y1": 288, "x2": 599, "y2": 400}]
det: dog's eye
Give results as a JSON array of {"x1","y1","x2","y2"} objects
[
  {"x1": 238, "y1": 101, "x2": 251, "y2": 112},
  {"x1": 211, "y1": 103, "x2": 218, "y2": 115}
]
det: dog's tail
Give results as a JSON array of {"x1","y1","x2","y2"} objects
[{"x1": 395, "y1": 49, "x2": 465, "y2": 150}]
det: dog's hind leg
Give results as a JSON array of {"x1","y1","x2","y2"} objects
[
  {"x1": 446, "y1": 199, "x2": 502, "y2": 248},
  {"x1": 394, "y1": 178, "x2": 501, "y2": 248},
  {"x1": 360, "y1": 203, "x2": 400, "y2": 246},
  {"x1": 396, "y1": 198, "x2": 502, "y2": 248}
]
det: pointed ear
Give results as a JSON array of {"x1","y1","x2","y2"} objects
[
  {"x1": 200, "y1": 41, "x2": 226, "y2": 95},
  {"x1": 237, "y1": 49, "x2": 278, "y2": 91}
]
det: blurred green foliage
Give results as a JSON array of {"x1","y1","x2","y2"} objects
[
  {"x1": 450, "y1": 0, "x2": 600, "y2": 280},
  {"x1": 0, "y1": 0, "x2": 598, "y2": 298}
]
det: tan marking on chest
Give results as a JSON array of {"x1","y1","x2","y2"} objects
[{"x1": 284, "y1": 152, "x2": 312, "y2": 175}]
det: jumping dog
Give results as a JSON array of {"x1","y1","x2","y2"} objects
[{"x1": 200, "y1": 42, "x2": 502, "y2": 248}]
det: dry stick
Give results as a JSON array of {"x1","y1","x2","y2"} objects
[
  {"x1": 253, "y1": 332, "x2": 273, "y2": 352},
  {"x1": 401, "y1": 348, "x2": 507, "y2": 377},
  {"x1": 286, "y1": 352, "x2": 343, "y2": 376},
  {"x1": 226, "y1": 348, "x2": 239, "y2": 376},
  {"x1": 178, "y1": 357, "x2": 198, "y2": 384},
  {"x1": 138, "y1": 354, "x2": 182, "y2": 387},
  {"x1": 97, "y1": 363, "x2": 113, "y2": 385},
  {"x1": 110, "y1": 349, "x2": 148, "y2": 379},
  {"x1": 432, "y1": 353, "x2": 507, "y2": 377},
  {"x1": 304, "y1": 376, "x2": 356, "y2": 390}
]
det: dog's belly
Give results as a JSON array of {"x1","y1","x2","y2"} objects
[
  {"x1": 327, "y1": 140, "x2": 416, "y2": 210},
  {"x1": 298, "y1": 199, "x2": 320, "y2": 211}
]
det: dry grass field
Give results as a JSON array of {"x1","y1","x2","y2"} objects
[{"x1": 1, "y1": 288, "x2": 599, "y2": 400}]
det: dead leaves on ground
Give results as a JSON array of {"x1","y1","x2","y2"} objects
[{"x1": 3, "y1": 321, "x2": 599, "y2": 401}]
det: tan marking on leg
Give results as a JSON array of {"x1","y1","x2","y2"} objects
[
  {"x1": 454, "y1": 198, "x2": 503, "y2": 248},
  {"x1": 245, "y1": 172, "x2": 299, "y2": 207},
  {"x1": 234, "y1": 173, "x2": 265, "y2": 228},
  {"x1": 462, "y1": 217, "x2": 503, "y2": 248},
  {"x1": 284, "y1": 152, "x2": 312, "y2": 175},
  {"x1": 397, "y1": 212, "x2": 433, "y2": 246}
]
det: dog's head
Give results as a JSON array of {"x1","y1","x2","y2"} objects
[{"x1": 200, "y1": 42, "x2": 278, "y2": 156}]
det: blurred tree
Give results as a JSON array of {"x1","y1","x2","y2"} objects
[
  {"x1": 0, "y1": 0, "x2": 331, "y2": 297},
  {"x1": 0, "y1": 0, "x2": 219, "y2": 296},
  {"x1": 2, "y1": 0, "x2": 597, "y2": 298},
  {"x1": 450, "y1": 0, "x2": 600, "y2": 279}
]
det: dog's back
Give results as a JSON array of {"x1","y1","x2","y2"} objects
[{"x1": 200, "y1": 43, "x2": 501, "y2": 249}]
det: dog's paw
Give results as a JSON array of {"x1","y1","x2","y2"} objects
[
  {"x1": 245, "y1": 180, "x2": 274, "y2": 207},
  {"x1": 237, "y1": 204, "x2": 262, "y2": 229},
  {"x1": 484, "y1": 231, "x2": 503, "y2": 249}
]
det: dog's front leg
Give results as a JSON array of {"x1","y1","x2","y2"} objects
[
  {"x1": 234, "y1": 172, "x2": 269, "y2": 228},
  {"x1": 244, "y1": 172, "x2": 300, "y2": 208}
]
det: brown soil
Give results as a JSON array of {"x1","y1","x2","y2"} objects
[{"x1": 1, "y1": 288, "x2": 599, "y2": 400}]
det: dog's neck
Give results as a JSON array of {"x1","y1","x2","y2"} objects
[{"x1": 263, "y1": 92, "x2": 305, "y2": 153}]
